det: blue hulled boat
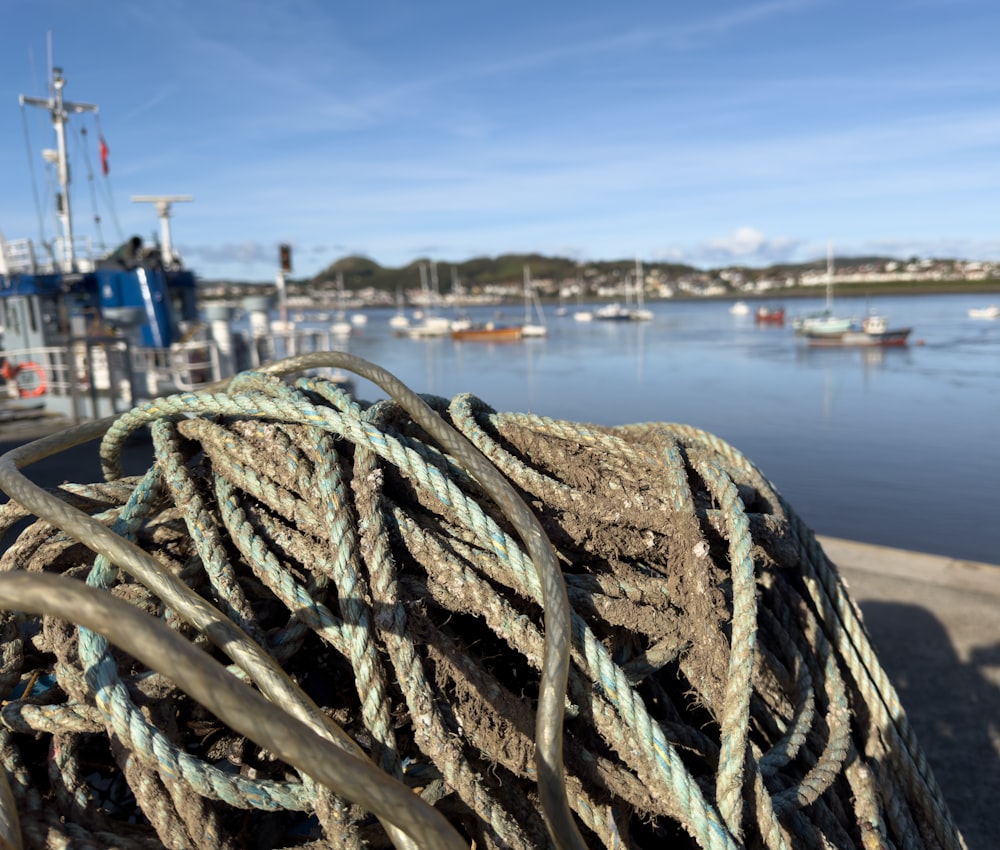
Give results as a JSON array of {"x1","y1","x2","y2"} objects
[{"x1": 0, "y1": 61, "x2": 348, "y2": 421}]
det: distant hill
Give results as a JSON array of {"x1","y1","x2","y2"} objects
[
  {"x1": 199, "y1": 252, "x2": 1000, "y2": 301},
  {"x1": 310, "y1": 253, "x2": 703, "y2": 294}
]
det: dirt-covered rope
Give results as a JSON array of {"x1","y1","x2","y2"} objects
[{"x1": 0, "y1": 352, "x2": 966, "y2": 850}]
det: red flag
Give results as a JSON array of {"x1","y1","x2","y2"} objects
[{"x1": 99, "y1": 135, "x2": 109, "y2": 176}]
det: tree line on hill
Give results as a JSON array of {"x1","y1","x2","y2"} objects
[{"x1": 200, "y1": 252, "x2": 1000, "y2": 301}]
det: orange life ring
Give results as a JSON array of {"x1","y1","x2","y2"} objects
[{"x1": 14, "y1": 361, "x2": 47, "y2": 399}]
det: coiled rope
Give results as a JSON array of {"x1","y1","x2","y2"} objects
[{"x1": 0, "y1": 351, "x2": 967, "y2": 849}]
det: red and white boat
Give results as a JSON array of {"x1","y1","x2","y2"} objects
[{"x1": 755, "y1": 305, "x2": 785, "y2": 324}]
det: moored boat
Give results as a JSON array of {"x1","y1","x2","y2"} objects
[
  {"x1": 794, "y1": 311, "x2": 856, "y2": 335},
  {"x1": 755, "y1": 305, "x2": 785, "y2": 324},
  {"x1": 805, "y1": 314, "x2": 911, "y2": 348},
  {"x1": 450, "y1": 323, "x2": 523, "y2": 342},
  {"x1": 521, "y1": 264, "x2": 548, "y2": 337},
  {"x1": 967, "y1": 304, "x2": 999, "y2": 320},
  {"x1": 592, "y1": 258, "x2": 653, "y2": 322},
  {"x1": 792, "y1": 242, "x2": 855, "y2": 334}
]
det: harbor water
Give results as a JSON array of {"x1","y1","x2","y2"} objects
[{"x1": 306, "y1": 290, "x2": 998, "y2": 566}]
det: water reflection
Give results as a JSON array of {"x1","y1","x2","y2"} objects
[
  {"x1": 793, "y1": 343, "x2": 913, "y2": 371},
  {"x1": 333, "y1": 294, "x2": 997, "y2": 563}
]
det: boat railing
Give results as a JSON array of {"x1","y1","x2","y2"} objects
[
  {"x1": 1, "y1": 344, "x2": 78, "y2": 397},
  {"x1": 131, "y1": 339, "x2": 222, "y2": 393},
  {"x1": 1, "y1": 337, "x2": 138, "y2": 420},
  {"x1": 242, "y1": 325, "x2": 350, "y2": 368},
  {"x1": 0, "y1": 238, "x2": 44, "y2": 276},
  {"x1": 0, "y1": 236, "x2": 98, "y2": 276},
  {"x1": 0, "y1": 326, "x2": 349, "y2": 421}
]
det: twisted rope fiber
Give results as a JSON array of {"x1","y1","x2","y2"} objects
[
  {"x1": 0, "y1": 351, "x2": 966, "y2": 849},
  {"x1": 646, "y1": 423, "x2": 965, "y2": 850}
]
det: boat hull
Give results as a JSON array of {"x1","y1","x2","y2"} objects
[
  {"x1": 806, "y1": 328, "x2": 911, "y2": 348},
  {"x1": 451, "y1": 325, "x2": 523, "y2": 342},
  {"x1": 755, "y1": 306, "x2": 785, "y2": 324},
  {"x1": 968, "y1": 305, "x2": 998, "y2": 319}
]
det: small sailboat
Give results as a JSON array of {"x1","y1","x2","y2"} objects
[
  {"x1": 593, "y1": 258, "x2": 653, "y2": 321},
  {"x1": 521, "y1": 264, "x2": 548, "y2": 337},
  {"x1": 793, "y1": 242, "x2": 855, "y2": 334},
  {"x1": 331, "y1": 271, "x2": 353, "y2": 337},
  {"x1": 388, "y1": 288, "x2": 410, "y2": 329},
  {"x1": 404, "y1": 262, "x2": 451, "y2": 338},
  {"x1": 630, "y1": 257, "x2": 654, "y2": 321}
]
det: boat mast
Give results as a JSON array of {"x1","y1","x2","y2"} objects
[
  {"x1": 635, "y1": 256, "x2": 644, "y2": 310},
  {"x1": 523, "y1": 263, "x2": 532, "y2": 322},
  {"x1": 20, "y1": 66, "x2": 98, "y2": 272},
  {"x1": 826, "y1": 240, "x2": 834, "y2": 310}
]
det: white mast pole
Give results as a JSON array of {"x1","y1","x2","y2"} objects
[
  {"x1": 826, "y1": 240, "x2": 834, "y2": 310},
  {"x1": 20, "y1": 67, "x2": 98, "y2": 272}
]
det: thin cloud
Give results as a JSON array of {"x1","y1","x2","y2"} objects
[
  {"x1": 693, "y1": 227, "x2": 802, "y2": 264},
  {"x1": 121, "y1": 86, "x2": 177, "y2": 122},
  {"x1": 185, "y1": 241, "x2": 274, "y2": 267}
]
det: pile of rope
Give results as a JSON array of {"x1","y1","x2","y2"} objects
[{"x1": 0, "y1": 353, "x2": 966, "y2": 850}]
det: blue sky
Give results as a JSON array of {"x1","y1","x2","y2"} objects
[{"x1": 5, "y1": 0, "x2": 1000, "y2": 281}]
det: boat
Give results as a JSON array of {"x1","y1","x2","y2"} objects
[
  {"x1": 403, "y1": 315, "x2": 452, "y2": 338},
  {"x1": 793, "y1": 243, "x2": 856, "y2": 334},
  {"x1": 520, "y1": 264, "x2": 548, "y2": 337},
  {"x1": 629, "y1": 258, "x2": 654, "y2": 321},
  {"x1": 592, "y1": 259, "x2": 653, "y2": 322},
  {"x1": 0, "y1": 59, "x2": 351, "y2": 420},
  {"x1": 450, "y1": 322, "x2": 523, "y2": 342},
  {"x1": 755, "y1": 305, "x2": 785, "y2": 325},
  {"x1": 388, "y1": 288, "x2": 410, "y2": 329},
  {"x1": 805, "y1": 314, "x2": 911, "y2": 347},
  {"x1": 401, "y1": 263, "x2": 451, "y2": 338},
  {"x1": 330, "y1": 271, "x2": 353, "y2": 337},
  {"x1": 592, "y1": 302, "x2": 633, "y2": 321},
  {"x1": 729, "y1": 300, "x2": 749, "y2": 315},
  {"x1": 968, "y1": 304, "x2": 999, "y2": 320}
]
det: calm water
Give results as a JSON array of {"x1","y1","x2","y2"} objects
[{"x1": 305, "y1": 292, "x2": 998, "y2": 566}]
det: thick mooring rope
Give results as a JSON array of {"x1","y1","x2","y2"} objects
[{"x1": 0, "y1": 352, "x2": 967, "y2": 850}]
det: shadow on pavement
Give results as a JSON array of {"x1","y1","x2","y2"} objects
[{"x1": 859, "y1": 600, "x2": 999, "y2": 850}]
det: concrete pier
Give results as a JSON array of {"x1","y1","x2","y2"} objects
[{"x1": 820, "y1": 536, "x2": 999, "y2": 849}]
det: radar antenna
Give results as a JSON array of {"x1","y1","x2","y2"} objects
[{"x1": 131, "y1": 195, "x2": 193, "y2": 268}]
